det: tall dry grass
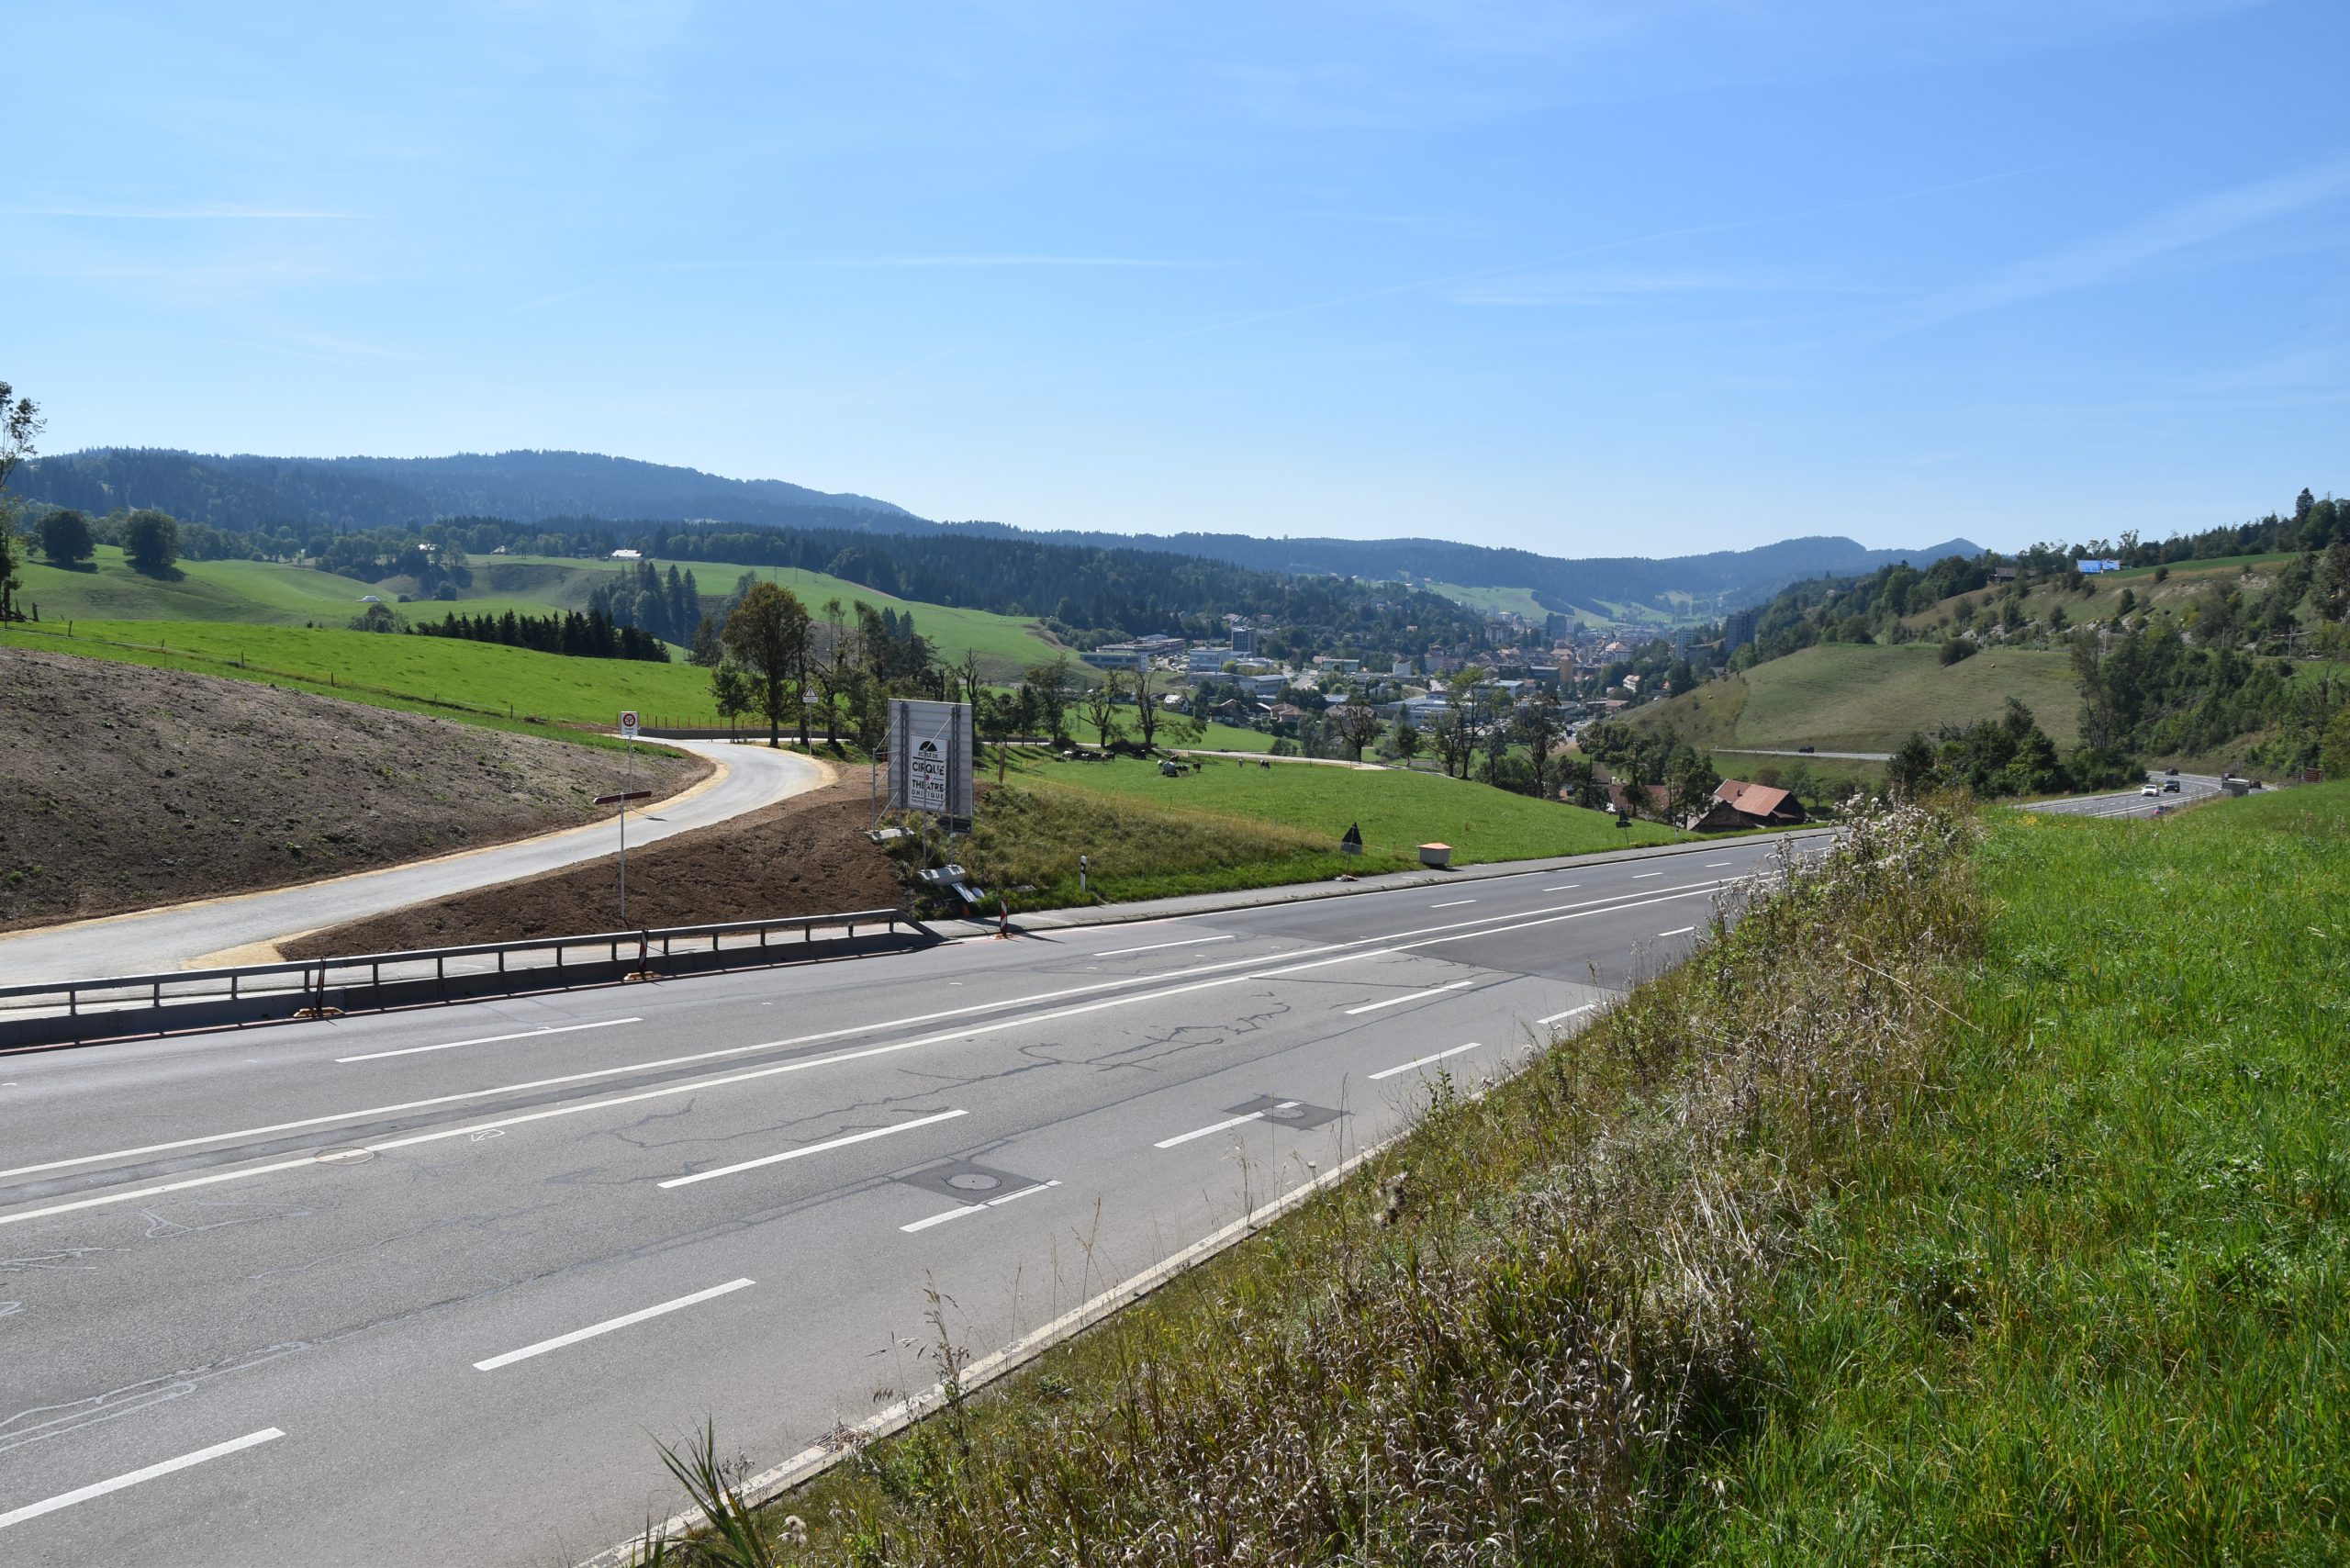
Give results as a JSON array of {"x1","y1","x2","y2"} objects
[{"x1": 638, "y1": 803, "x2": 1980, "y2": 1566}]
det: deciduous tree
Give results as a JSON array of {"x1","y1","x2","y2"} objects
[
  {"x1": 721, "y1": 581, "x2": 811, "y2": 748},
  {"x1": 39, "y1": 508, "x2": 94, "y2": 567}
]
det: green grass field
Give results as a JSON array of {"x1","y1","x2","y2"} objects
[
  {"x1": 1905, "y1": 550, "x2": 2305, "y2": 637},
  {"x1": 480, "y1": 554, "x2": 1063, "y2": 679},
  {"x1": 1421, "y1": 579, "x2": 1550, "y2": 620},
  {"x1": 15, "y1": 546, "x2": 387, "y2": 624},
  {"x1": 1002, "y1": 749, "x2": 1676, "y2": 866},
  {"x1": 1, "y1": 618, "x2": 717, "y2": 734},
  {"x1": 1673, "y1": 784, "x2": 2350, "y2": 1559},
  {"x1": 1627, "y1": 642, "x2": 2082, "y2": 753},
  {"x1": 12, "y1": 546, "x2": 1066, "y2": 680}
]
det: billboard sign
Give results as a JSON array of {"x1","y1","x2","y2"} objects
[{"x1": 887, "y1": 699, "x2": 974, "y2": 821}]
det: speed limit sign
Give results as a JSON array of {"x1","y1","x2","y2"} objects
[{"x1": 619, "y1": 710, "x2": 640, "y2": 738}]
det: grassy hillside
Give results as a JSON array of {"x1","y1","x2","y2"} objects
[
  {"x1": 1, "y1": 618, "x2": 715, "y2": 734},
  {"x1": 1678, "y1": 784, "x2": 2350, "y2": 1558},
  {"x1": 1904, "y1": 548, "x2": 2305, "y2": 635},
  {"x1": 1626, "y1": 643, "x2": 2082, "y2": 753},
  {"x1": 15, "y1": 545, "x2": 387, "y2": 624},
  {"x1": 13, "y1": 547, "x2": 1065, "y2": 680},
  {"x1": 473, "y1": 554, "x2": 1063, "y2": 679},
  {"x1": 1002, "y1": 749, "x2": 1677, "y2": 866}
]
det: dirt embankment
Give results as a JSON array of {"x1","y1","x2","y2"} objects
[
  {"x1": 0, "y1": 646, "x2": 708, "y2": 930},
  {"x1": 284, "y1": 776, "x2": 907, "y2": 956}
]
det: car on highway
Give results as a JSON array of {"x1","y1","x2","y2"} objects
[
  {"x1": 2140, "y1": 783, "x2": 2162, "y2": 797},
  {"x1": 2165, "y1": 767, "x2": 2179, "y2": 776},
  {"x1": 2164, "y1": 778, "x2": 2181, "y2": 792}
]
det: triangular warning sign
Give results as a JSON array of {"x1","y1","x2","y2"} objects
[{"x1": 1341, "y1": 822, "x2": 1363, "y2": 847}]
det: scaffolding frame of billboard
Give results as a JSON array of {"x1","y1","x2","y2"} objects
[{"x1": 882, "y1": 699, "x2": 975, "y2": 834}]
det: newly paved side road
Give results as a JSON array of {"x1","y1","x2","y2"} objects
[
  {"x1": 0, "y1": 832, "x2": 1818, "y2": 1567},
  {"x1": 0, "y1": 741, "x2": 828, "y2": 983}
]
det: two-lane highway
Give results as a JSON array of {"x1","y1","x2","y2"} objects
[
  {"x1": 2022, "y1": 770, "x2": 2226, "y2": 821},
  {"x1": 0, "y1": 832, "x2": 1820, "y2": 1566}
]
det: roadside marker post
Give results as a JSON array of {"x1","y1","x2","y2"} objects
[{"x1": 614, "y1": 711, "x2": 642, "y2": 924}]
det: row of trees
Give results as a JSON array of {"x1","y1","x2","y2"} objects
[
  {"x1": 412, "y1": 608, "x2": 672, "y2": 662},
  {"x1": 710, "y1": 584, "x2": 957, "y2": 750},
  {"x1": 1884, "y1": 699, "x2": 2138, "y2": 801}
]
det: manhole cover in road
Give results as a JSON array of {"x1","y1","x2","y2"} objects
[
  {"x1": 899, "y1": 1160, "x2": 1047, "y2": 1203},
  {"x1": 1225, "y1": 1095, "x2": 1344, "y2": 1134}
]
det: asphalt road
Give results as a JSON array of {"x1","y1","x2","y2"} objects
[
  {"x1": 1713, "y1": 747, "x2": 1893, "y2": 762},
  {"x1": 2020, "y1": 771, "x2": 2227, "y2": 820},
  {"x1": 0, "y1": 830, "x2": 1820, "y2": 1567},
  {"x1": 0, "y1": 741, "x2": 829, "y2": 983}
]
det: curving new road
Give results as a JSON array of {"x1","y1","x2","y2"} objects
[
  {"x1": 0, "y1": 741, "x2": 830, "y2": 984},
  {"x1": 0, "y1": 830, "x2": 1824, "y2": 1566}
]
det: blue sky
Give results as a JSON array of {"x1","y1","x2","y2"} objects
[{"x1": 6, "y1": 0, "x2": 2344, "y2": 554}]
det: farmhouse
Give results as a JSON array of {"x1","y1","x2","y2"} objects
[{"x1": 1684, "y1": 778, "x2": 1807, "y2": 832}]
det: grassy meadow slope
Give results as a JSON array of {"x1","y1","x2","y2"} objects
[
  {"x1": 1627, "y1": 643, "x2": 2082, "y2": 752},
  {"x1": 1001, "y1": 749, "x2": 1678, "y2": 865},
  {"x1": 1674, "y1": 784, "x2": 2350, "y2": 1560},
  {"x1": 1, "y1": 618, "x2": 716, "y2": 734},
  {"x1": 16, "y1": 547, "x2": 1066, "y2": 679},
  {"x1": 472, "y1": 554, "x2": 1065, "y2": 679},
  {"x1": 16, "y1": 545, "x2": 387, "y2": 624},
  {"x1": 1903, "y1": 548, "x2": 2305, "y2": 636}
]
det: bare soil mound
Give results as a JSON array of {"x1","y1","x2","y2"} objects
[
  {"x1": 284, "y1": 776, "x2": 907, "y2": 956},
  {"x1": 0, "y1": 646, "x2": 707, "y2": 930}
]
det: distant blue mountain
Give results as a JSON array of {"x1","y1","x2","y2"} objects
[{"x1": 22, "y1": 445, "x2": 1978, "y2": 613}]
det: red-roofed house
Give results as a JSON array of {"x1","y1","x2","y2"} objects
[{"x1": 1689, "y1": 778, "x2": 1807, "y2": 832}]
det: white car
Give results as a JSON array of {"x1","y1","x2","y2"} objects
[{"x1": 2140, "y1": 783, "x2": 2161, "y2": 797}]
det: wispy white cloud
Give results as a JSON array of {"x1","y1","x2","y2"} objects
[{"x1": 1901, "y1": 158, "x2": 2350, "y2": 330}]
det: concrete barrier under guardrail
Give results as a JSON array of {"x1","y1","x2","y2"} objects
[{"x1": 0, "y1": 909, "x2": 933, "y2": 1052}]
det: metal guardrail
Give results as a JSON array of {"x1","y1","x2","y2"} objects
[{"x1": 0, "y1": 908, "x2": 931, "y2": 1051}]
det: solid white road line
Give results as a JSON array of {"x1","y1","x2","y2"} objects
[
  {"x1": 658, "y1": 1109, "x2": 968, "y2": 1190},
  {"x1": 900, "y1": 1180, "x2": 1060, "y2": 1233},
  {"x1": 1633, "y1": 871, "x2": 1663, "y2": 879},
  {"x1": 0, "y1": 1428, "x2": 285, "y2": 1532},
  {"x1": 1705, "y1": 861, "x2": 1733, "y2": 868},
  {"x1": 1658, "y1": 926, "x2": 1696, "y2": 937},
  {"x1": 1092, "y1": 934, "x2": 1235, "y2": 957},
  {"x1": 2, "y1": 881, "x2": 1737, "y2": 1227},
  {"x1": 1343, "y1": 980, "x2": 1474, "y2": 1016},
  {"x1": 473, "y1": 1279, "x2": 754, "y2": 1372},
  {"x1": 1536, "y1": 1003, "x2": 1598, "y2": 1025},
  {"x1": 1370, "y1": 1042, "x2": 1483, "y2": 1081},
  {"x1": 1542, "y1": 884, "x2": 1579, "y2": 891},
  {"x1": 1155, "y1": 1104, "x2": 1295, "y2": 1149},
  {"x1": 336, "y1": 1017, "x2": 640, "y2": 1064},
  {"x1": 1429, "y1": 899, "x2": 1477, "y2": 909}
]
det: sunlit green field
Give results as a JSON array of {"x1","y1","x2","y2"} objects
[
  {"x1": 1001, "y1": 747, "x2": 1676, "y2": 864},
  {"x1": 3, "y1": 618, "x2": 715, "y2": 732},
  {"x1": 1678, "y1": 785, "x2": 2350, "y2": 1560}
]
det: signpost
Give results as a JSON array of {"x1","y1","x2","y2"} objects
[{"x1": 613, "y1": 711, "x2": 643, "y2": 922}]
